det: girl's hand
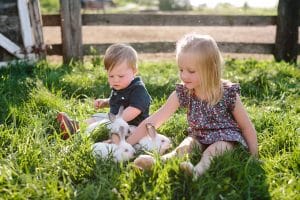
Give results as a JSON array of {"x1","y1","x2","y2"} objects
[{"x1": 94, "y1": 99, "x2": 108, "y2": 109}]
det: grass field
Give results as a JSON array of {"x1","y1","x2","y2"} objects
[
  {"x1": 0, "y1": 58, "x2": 299, "y2": 199},
  {"x1": 40, "y1": 0, "x2": 277, "y2": 15}
]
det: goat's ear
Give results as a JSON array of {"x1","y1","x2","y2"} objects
[
  {"x1": 117, "y1": 106, "x2": 124, "y2": 117},
  {"x1": 108, "y1": 113, "x2": 116, "y2": 122},
  {"x1": 111, "y1": 133, "x2": 120, "y2": 145}
]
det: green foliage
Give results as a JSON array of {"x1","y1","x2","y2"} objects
[
  {"x1": 159, "y1": 0, "x2": 192, "y2": 11},
  {"x1": 40, "y1": 0, "x2": 60, "y2": 13},
  {"x1": 0, "y1": 59, "x2": 299, "y2": 199}
]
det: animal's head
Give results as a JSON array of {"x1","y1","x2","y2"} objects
[
  {"x1": 146, "y1": 123, "x2": 172, "y2": 154},
  {"x1": 108, "y1": 106, "x2": 130, "y2": 136},
  {"x1": 112, "y1": 126, "x2": 135, "y2": 162}
]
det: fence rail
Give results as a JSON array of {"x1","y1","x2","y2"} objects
[
  {"x1": 47, "y1": 42, "x2": 283, "y2": 56},
  {"x1": 43, "y1": 13, "x2": 300, "y2": 55},
  {"x1": 42, "y1": 14, "x2": 281, "y2": 26}
]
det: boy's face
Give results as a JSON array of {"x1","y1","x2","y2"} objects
[{"x1": 107, "y1": 61, "x2": 136, "y2": 90}]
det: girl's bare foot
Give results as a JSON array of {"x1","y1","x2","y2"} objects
[
  {"x1": 180, "y1": 161, "x2": 194, "y2": 176},
  {"x1": 133, "y1": 155, "x2": 155, "y2": 170},
  {"x1": 161, "y1": 151, "x2": 176, "y2": 162}
]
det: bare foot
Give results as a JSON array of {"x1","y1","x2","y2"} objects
[
  {"x1": 161, "y1": 151, "x2": 176, "y2": 162},
  {"x1": 180, "y1": 161, "x2": 194, "y2": 176},
  {"x1": 133, "y1": 155, "x2": 155, "y2": 170}
]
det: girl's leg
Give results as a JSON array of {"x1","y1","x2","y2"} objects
[
  {"x1": 134, "y1": 137, "x2": 200, "y2": 170},
  {"x1": 162, "y1": 136, "x2": 201, "y2": 161},
  {"x1": 181, "y1": 141, "x2": 235, "y2": 178}
]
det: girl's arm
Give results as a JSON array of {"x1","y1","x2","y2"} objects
[
  {"x1": 126, "y1": 91, "x2": 180, "y2": 145},
  {"x1": 232, "y1": 94, "x2": 258, "y2": 157},
  {"x1": 122, "y1": 106, "x2": 142, "y2": 122}
]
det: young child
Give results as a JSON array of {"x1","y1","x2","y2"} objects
[
  {"x1": 127, "y1": 33, "x2": 258, "y2": 177},
  {"x1": 57, "y1": 43, "x2": 152, "y2": 139}
]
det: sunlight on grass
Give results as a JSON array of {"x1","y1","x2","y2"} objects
[{"x1": 0, "y1": 59, "x2": 299, "y2": 199}]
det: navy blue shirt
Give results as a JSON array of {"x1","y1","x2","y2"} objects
[{"x1": 109, "y1": 77, "x2": 151, "y2": 126}]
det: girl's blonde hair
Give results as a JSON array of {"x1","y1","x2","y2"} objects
[
  {"x1": 176, "y1": 34, "x2": 224, "y2": 105},
  {"x1": 104, "y1": 43, "x2": 138, "y2": 72}
]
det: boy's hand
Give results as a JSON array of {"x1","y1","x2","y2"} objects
[{"x1": 94, "y1": 99, "x2": 108, "y2": 109}]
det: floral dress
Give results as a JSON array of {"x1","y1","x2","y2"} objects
[{"x1": 175, "y1": 83, "x2": 247, "y2": 147}]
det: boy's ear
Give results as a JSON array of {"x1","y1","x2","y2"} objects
[{"x1": 133, "y1": 68, "x2": 138, "y2": 75}]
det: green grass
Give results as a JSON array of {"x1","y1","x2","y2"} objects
[
  {"x1": 0, "y1": 58, "x2": 299, "y2": 199},
  {"x1": 40, "y1": 0, "x2": 276, "y2": 15}
]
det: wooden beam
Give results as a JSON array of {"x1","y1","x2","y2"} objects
[
  {"x1": 18, "y1": 0, "x2": 36, "y2": 60},
  {"x1": 274, "y1": 0, "x2": 299, "y2": 63},
  {"x1": 42, "y1": 14, "x2": 61, "y2": 26},
  {"x1": 28, "y1": 0, "x2": 46, "y2": 59},
  {"x1": 45, "y1": 42, "x2": 285, "y2": 55},
  {"x1": 60, "y1": 0, "x2": 83, "y2": 63},
  {"x1": 82, "y1": 14, "x2": 277, "y2": 26},
  {"x1": 42, "y1": 14, "x2": 279, "y2": 27},
  {"x1": 0, "y1": 33, "x2": 24, "y2": 58}
]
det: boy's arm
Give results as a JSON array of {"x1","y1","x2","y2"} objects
[
  {"x1": 94, "y1": 98, "x2": 109, "y2": 109},
  {"x1": 232, "y1": 94, "x2": 258, "y2": 157},
  {"x1": 127, "y1": 91, "x2": 180, "y2": 145},
  {"x1": 123, "y1": 85, "x2": 151, "y2": 121}
]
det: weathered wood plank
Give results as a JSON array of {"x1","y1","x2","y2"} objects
[
  {"x1": 28, "y1": 0, "x2": 46, "y2": 58},
  {"x1": 18, "y1": 0, "x2": 35, "y2": 59},
  {"x1": 274, "y1": 0, "x2": 299, "y2": 63},
  {"x1": 0, "y1": 33, "x2": 24, "y2": 58},
  {"x1": 0, "y1": 1, "x2": 17, "y2": 15},
  {"x1": 60, "y1": 0, "x2": 83, "y2": 63},
  {"x1": 45, "y1": 42, "x2": 300, "y2": 56},
  {"x1": 82, "y1": 14, "x2": 277, "y2": 26},
  {"x1": 42, "y1": 14, "x2": 279, "y2": 26},
  {"x1": 42, "y1": 14, "x2": 61, "y2": 26}
]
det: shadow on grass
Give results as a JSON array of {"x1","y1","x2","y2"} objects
[
  {"x1": 174, "y1": 147, "x2": 270, "y2": 199},
  {"x1": 117, "y1": 147, "x2": 270, "y2": 199},
  {"x1": 0, "y1": 62, "x2": 37, "y2": 123}
]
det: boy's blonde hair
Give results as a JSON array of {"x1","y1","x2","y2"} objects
[
  {"x1": 176, "y1": 34, "x2": 223, "y2": 105},
  {"x1": 104, "y1": 43, "x2": 138, "y2": 71}
]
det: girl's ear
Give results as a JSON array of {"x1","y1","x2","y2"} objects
[{"x1": 133, "y1": 68, "x2": 138, "y2": 75}]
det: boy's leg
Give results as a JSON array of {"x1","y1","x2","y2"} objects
[
  {"x1": 85, "y1": 117, "x2": 99, "y2": 125},
  {"x1": 187, "y1": 141, "x2": 235, "y2": 178},
  {"x1": 57, "y1": 112, "x2": 80, "y2": 139}
]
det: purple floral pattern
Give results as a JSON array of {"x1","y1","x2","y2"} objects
[{"x1": 176, "y1": 83, "x2": 247, "y2": 147}]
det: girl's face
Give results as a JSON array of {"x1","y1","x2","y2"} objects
[
  {"x1": 108, "y1": 61, "x2": 136, "y2": 90},
  {"x1": 177, "y1": 52, "x2": 201, "y2": 91}
]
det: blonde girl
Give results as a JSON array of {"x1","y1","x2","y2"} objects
[{"x1": 127, "y1": 33, "x2": 258, "y2": 177}]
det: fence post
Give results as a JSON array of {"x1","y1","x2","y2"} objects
[
  {"x1": 274, "y1": 0, "x2": 299, "y2": 63},
  {"x1": 60, "y1": 0, "x2": 82, "y2": 64},
  {"x1": 28, "y1": 0, "x2": 46, "y2": 59}
]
